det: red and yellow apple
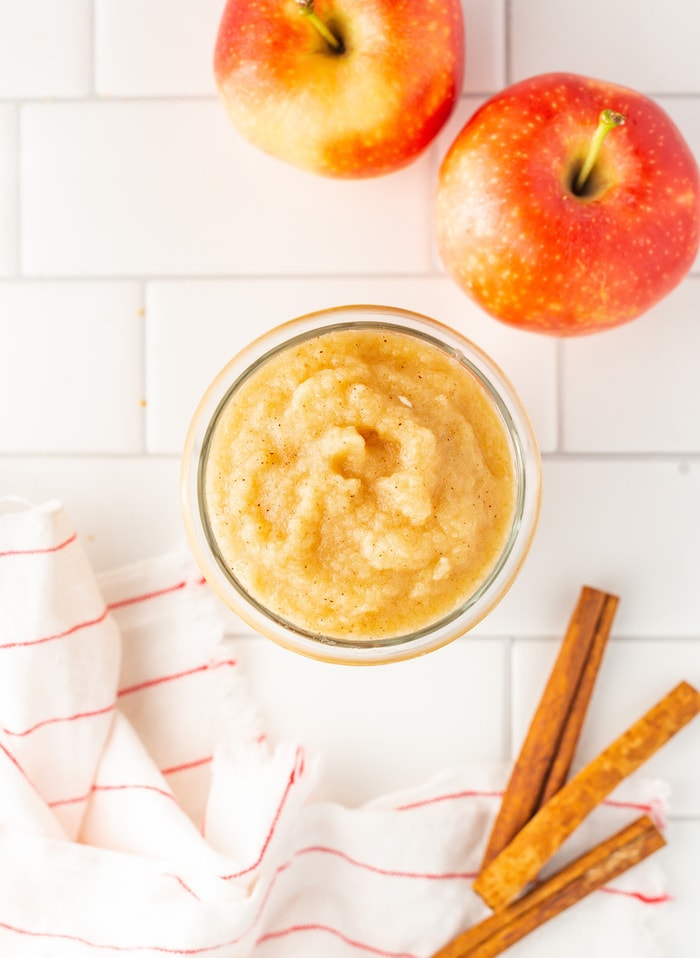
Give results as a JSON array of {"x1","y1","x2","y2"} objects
[
  {"x1": 435, "y1": 72, "x2": 700, "y2": 335},
  {"x1": 214, "y1": 0, "x2": 464, "y2": 178}
]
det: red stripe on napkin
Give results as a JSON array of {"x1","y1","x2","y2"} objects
[
  {"x1": 0, "y1": 532, "x2": 77, "y2": 559},
  {"x1": 295, "y1": 845, "x2": 477, "y2": 882},
  {"x1": 1, "y1": 703, "x2": 115, "y2": 738},
  {"x1": 220, "y1": 746, "x2": 305, "y2": 881},
  {"x1": 107, "y1": 580, "x2": 188, "y2": 610},
  {"x1": 118, "y1": 659, "x2": 237, "y2": 697},
  {"x1": 256, "y1": 923, "x2": 419, "y2": 958},
  {"x1": 0, "y1": 606, "x2": 110, "y2": 650}
]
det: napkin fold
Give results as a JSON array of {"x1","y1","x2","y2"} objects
[{"x1": 0, "y1": 497, "x2": 670, "y2": 957}]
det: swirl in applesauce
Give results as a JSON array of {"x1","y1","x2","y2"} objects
[{"x1": 204, "y1": 327, "x2": 516, "y2": 640}]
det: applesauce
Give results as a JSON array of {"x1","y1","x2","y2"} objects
[{"x1": 182, "y1": 307, "x2": 540, "y2": 663}]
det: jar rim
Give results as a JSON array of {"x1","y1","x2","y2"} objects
[{"x1": 181, "y1": 305, "x2": 541, "y2": 664}]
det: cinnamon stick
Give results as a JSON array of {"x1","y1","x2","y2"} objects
[
  {"x1": 538, "y1": 591, "x2": 618, "y2": 806},
  {"x1": 432, "y1": 815, "x2": 665, "y2": 958},
  {"x1": 480, "y1": 586, "x2": 618, "y2": 869},
  {"x1": 474, "y1": 680, "x2": 700, "y2": 911}
]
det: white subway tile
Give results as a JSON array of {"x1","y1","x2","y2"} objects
[
  {"x1": 232, "y1": 634, "x2": 508, "y2": 806},
  {"x1": 0, "y1": 456, "x2": 183, "y2": 572},
  {"x1": 461, "y1": 0, "x2": 505, "y2": 93},
  {"x1": 145, "y1": 276, "x2": 557, "y2": 455},
  {"x1": 657, "y1": 821, "x2": 700, "y2": 956},
  {"x1": 473, "y1": 459, "x2": 700, "y2": 638},
  {"x1": 0, "y1": 0, "x2": 91, "y2": 98},
  {"x1": 510, "y1": 0, "x2": 700, "y2": 93},
  {"x1": 511, "y1": 639, "x2": 700, "y2": 815},
  {"x1": 95, "y1": 0, "x2": 221, "y2": 97},
  {"x1": 0, "y1": 105, "x2": 18, "y2": 276},
  {"x1": 0, "y1": 283, "x2": 144, "y2": 453},
  {"x1": 562, "y1": 278, "x2": 700, "y2": 453},
  {"x1": 21, "y1": 101, "x2": 432, "y2": 278}
]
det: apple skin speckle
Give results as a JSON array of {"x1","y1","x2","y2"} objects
[{"x1": 435, "y1": 72, "x2": 700, "y2": 336}]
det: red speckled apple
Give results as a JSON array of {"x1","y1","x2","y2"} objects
[
  {"x1": 214, "y1": 0, "x2": 464, "y2": 179},
  {"x1": 435, "y1": 72, "x2": 700, "y2": 335}
]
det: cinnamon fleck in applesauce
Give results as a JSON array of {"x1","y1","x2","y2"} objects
[{"x1": 204, "y1": 326, "x2": 516, "y2": 639}]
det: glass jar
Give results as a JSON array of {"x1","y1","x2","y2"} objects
[{"x1": 181, "y1": 305, "x2": 541, "y2": 664}]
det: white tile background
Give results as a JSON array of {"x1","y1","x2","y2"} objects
[{"x1": 1, "y1": 0, "x2": 699, "y2": 952}]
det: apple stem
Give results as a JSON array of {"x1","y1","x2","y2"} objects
[
  {"x1": 296, "y1": 0, "x2": 343, "y2": 53},
  {"x1": 574, "y1": 109, "x2": 626, "y2": 194}
]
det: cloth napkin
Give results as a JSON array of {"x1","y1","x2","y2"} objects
[{"x1": 0, "y1": 496, "x2": 671, "y2": 957}]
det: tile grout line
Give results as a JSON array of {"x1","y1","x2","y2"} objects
[
  {"x1": 0, "y1": 271, "x2": 469, "y2": 283},
  {"x1": 503, "y1": 636, "x2": 514, "y2": 763},
  {"x1": 89, "y1": 0, "x2": 97, "y2": 97},
  {"x1": 556, "y1": 338, "x2": 566, "y2": 453},
  {"x1": 13, "y1": 102, "x2": 21, "y2": 278},
  {"x1": 140, "y1": 281, "x2": 148, "y2": 455},
  {"x1": 5, "y1": 91, "x2": 700, "y2": 104},
  {"x1": 504, "y1": 0, "x2": 513, "y2": 87},
  {"x1": 4, "y1": 270, "x2": 700, "y2": 284}
]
